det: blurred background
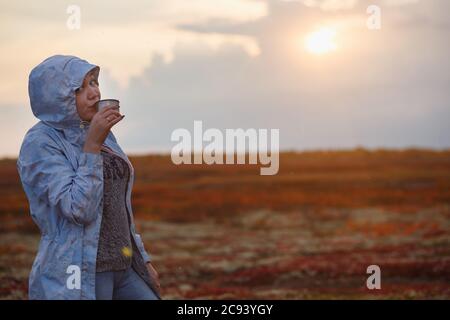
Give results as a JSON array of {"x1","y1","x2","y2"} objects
[{"x1": 0, "y1": 0, "x2": 449, "y2": 299}]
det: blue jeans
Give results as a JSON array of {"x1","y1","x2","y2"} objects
[{"x1": 95, "y1": 266, "x2": 159, "y2": 300}]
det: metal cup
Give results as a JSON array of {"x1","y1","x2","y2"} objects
[{"x1": 96, "y1": 99, "x2": 120, "y2": 111}]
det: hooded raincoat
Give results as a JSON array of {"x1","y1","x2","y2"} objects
[{"x1": 17, "y1": 55, "x2": 153, "y2": 300}]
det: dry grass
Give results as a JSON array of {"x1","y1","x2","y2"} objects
[{"x1": 1, "y1": 149, "x2": 449, "y2": 299}]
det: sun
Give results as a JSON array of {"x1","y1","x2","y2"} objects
[{"x1": 305, "y1": 27, "x2": 337, "y2": 55}]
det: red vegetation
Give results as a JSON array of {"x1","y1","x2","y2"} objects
[{"x1": 0, "y1": 149, "x2": 449, "y2": 299}]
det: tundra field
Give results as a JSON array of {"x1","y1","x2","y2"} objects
[{"x1": 0, "y1": 149, "x2": 449, "y2": 299}]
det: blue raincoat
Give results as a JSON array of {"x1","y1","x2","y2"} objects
[{"x1": 17, "y1": 55, "x2": 152, "y2": 300}]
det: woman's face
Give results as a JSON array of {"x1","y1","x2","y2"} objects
[{"x1": 75, "y1": 70, "x2": 101, "y2": 121}]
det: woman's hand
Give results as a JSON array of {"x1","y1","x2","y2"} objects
[
  {"x1": 83, "y1": 106, "x2": 124, "y2": 154},
  {"x1": 146, "y1": 262, "x2": 161, "y2": 296}
]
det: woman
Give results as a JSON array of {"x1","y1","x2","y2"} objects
[{"x1": 17, "y1": 55, "x2": 161, "y2": 300}]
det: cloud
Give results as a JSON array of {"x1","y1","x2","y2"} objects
[
  {"x1": 111, "y1": 0, "x2": 450, "y2": 154},
  {"x1": 279, "y1": 0, "x2": 419, "y2": 11},
  {"x1": 300, "y1": 0, "x2": 359, "y2": 11},
  {"x1": 0, "y1": 0, "x2": 268, "y2": 104}
]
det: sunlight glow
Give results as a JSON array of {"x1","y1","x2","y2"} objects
[{"x1": 305, "y1": 27, "x2": 337, "y2": 55}]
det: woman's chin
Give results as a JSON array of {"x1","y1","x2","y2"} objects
[{"x1": 79, "y1": 113, "x2": 94, "y2": 122}]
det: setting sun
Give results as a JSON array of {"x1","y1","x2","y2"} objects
[{"x1": 305, "y1": 27, "x2": 337, "y2": 55}]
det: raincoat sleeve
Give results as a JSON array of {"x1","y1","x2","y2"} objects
[
  {"x1": 134, "y1": 232, "x2": 152, "y2": 263},
  {"x1": 17, "y1": 132, "x2": 103, "y2": 226}
]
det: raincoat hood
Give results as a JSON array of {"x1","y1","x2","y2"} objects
[{"x1": 28, "y1": 55, "x2": 99, "y2": 129}]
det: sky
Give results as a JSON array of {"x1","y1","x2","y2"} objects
[{"x1": 1, "y1": 0, "x2": 449, "y2": 157}]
